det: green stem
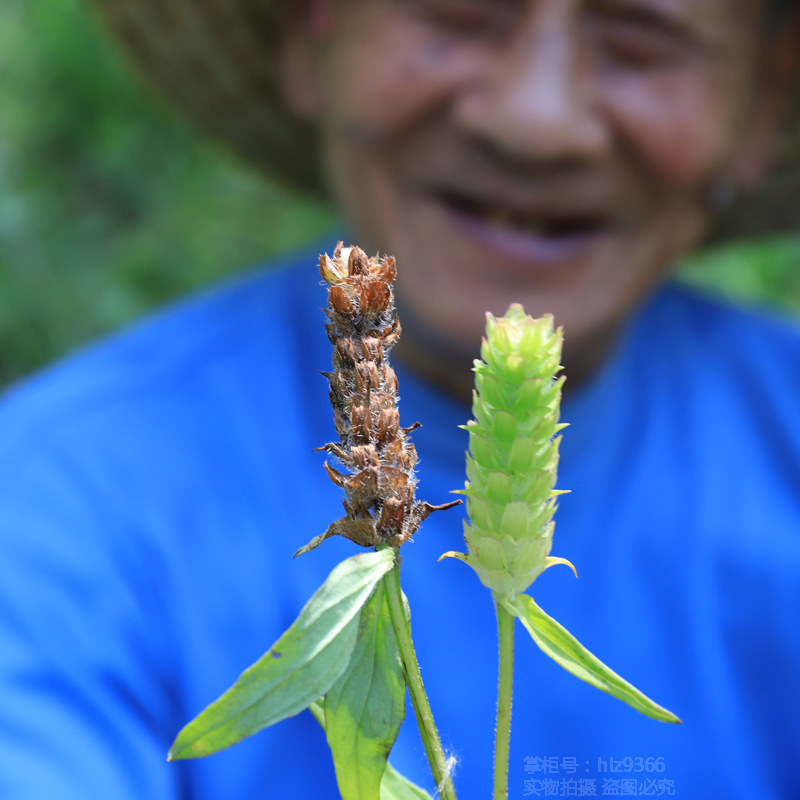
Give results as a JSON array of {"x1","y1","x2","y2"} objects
[
  {"x1": 384, "y1": 557, "x2": 457, "y2": 800},
  {"x1": 493, "y1": 599, "x2": 515, "y2": 800}
]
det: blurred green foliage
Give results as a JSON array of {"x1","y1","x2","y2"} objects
[
  {"x1": 0, "y1": 0, "x2": 798, "y2": 387},
  {"x1": 0, "y1": 0, "x2": 336, "y2": 385},
  {"x1": 678, "y1": 237, "x2": 800, "y2": 314}
]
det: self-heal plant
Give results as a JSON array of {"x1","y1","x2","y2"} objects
[
  {"x1": 296, "y1": 243, "x2": 459, "y2": 555},
  {"x1": 169, "y1": 244, "x2": 460, "y2": 800},
  {"x1": 167, "y1": 247, "x2": 678, "y2": 800},
  {"x1": 442, "y1": 305, "x2": 680, "y2": 800},
  {"x1": 441, "y1": 306, "x2": 574, "y2": 596}
]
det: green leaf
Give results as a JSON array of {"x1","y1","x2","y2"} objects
[
  {"x1": 309, "y1": 701, "x2": 432, "y2": 800},
  {"x1": 168, "y1": 548, "x2": 396, "y2": 760},
  {"x1": 325, "y1": 578, "x2": 406, "y2": 800},
  {"x1": 506, "y1": 594, "x2": 681, "y2": 724},
  {"x1": 380, "y1": 763, "x2": 434, "y2": 800}
]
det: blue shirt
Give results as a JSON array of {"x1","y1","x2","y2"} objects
[{"x1": 0, "y1": 246, "x2": 798, "y2": 799}]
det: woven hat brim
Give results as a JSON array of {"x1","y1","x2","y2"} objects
[
  {"x1": 96, "y1": 0, "x2": 800, "y2": 240},
  {"x1": 98, "y1": 0, "x2": 323, "y2": 194},
  {"x1": 711, "y1": 82, "x2": 800, "y2": 240}
]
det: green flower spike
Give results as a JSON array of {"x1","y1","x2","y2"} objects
[
  {"x1": 442, "y1": 304, "x2": 681, "y2": 728},
  {"x1": 441, "y1": 304, "x2": 574, "y2": 598}
]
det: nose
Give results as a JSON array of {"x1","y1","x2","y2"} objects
[{"x1": 453, "y1": 2, "x2": 608, "y2": 167}]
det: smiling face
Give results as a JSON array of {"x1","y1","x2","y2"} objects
[{"x1": 283, "y1": 0, "x2": 787, "y2": 396}]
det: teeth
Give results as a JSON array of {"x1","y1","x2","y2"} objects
[
  {"x1": 489, "y1": 209, "x2": 543, "y2": 235},
  {"x1": 443, "y1": 191, "x2": 602, "y2": 238},
  {"x1": 490, "y1": 210, "x2": 514, "y2": 229},
  {"x1": 520, "y1": 219, "x2": 545, "y2": 235}
]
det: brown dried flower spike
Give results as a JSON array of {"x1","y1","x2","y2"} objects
[{"x1": 295, "y1": 243, "x2": 461, "y2": 557}]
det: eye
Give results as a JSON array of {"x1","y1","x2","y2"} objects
[
  {"x1": 589, "y1": 5, "x2": 700, "y2": 69},
  {"x1": 401, "y1": 0, "x2": 518, "y2": 36}
]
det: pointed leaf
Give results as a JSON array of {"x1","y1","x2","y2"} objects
[
  {"x1": 309, "y1": 701, "x2": 433, "y2": 800},
  {"x1": 325, "y1": 579, "x2": 406, "y2": 800},
  {"x1": 380, "y1": 764, "x2": 434, "y2": 800},
  {"x1": 169, "y1": 548, "x2": 396, "y2": 760},
  {"x1": 507, "y1": 594, "x2": 681, "y2": 724}
]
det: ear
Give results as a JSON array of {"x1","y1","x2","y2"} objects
[
  {"x1": 277, "y1": 0, "x2": 335, "y2": 121},
  {"x1": 728, "y1": 16, "x2": 800, "y2": 188}
]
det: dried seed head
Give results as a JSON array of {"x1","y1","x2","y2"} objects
[{"x1": 296, "y1": 243, "x2": 460, "y2": 557}]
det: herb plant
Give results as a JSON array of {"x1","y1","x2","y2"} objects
[
  {"x1": 169, "y1": 244, "x2": 460, "y2": 800},
  {"x1": 441, "y1": 305, "x2": 680, "y2": 799},
  {"x1": 168, "y1": 245, "x2": 678, "y2": 800}
]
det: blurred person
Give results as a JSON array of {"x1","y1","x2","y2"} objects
[{"x1": 0, "y1": 0, "x2": 799, "y2": 798}]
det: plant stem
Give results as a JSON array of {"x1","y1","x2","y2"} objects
[
  {"x1": 493, "y1": 599, "x2": 515, "y2": 800},
  {"x1": 384, "y1": 557, "x2": 457, "y2": 800}
]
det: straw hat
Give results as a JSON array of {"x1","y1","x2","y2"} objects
[{"x1": 97, "y1": 0, "x2": 800, "y2": 241}]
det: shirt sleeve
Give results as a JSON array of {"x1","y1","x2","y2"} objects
[{"x1": 0, "y1": 431, "x2": 187, "y2": 799}]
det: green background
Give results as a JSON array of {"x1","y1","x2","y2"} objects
[{"x1": 0, "y1": 0, "x2": 798, "y2": 387}]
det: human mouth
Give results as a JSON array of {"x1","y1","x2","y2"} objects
[{"x1": 435, "y1": 191, "x2": 612, "y2": 267}]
